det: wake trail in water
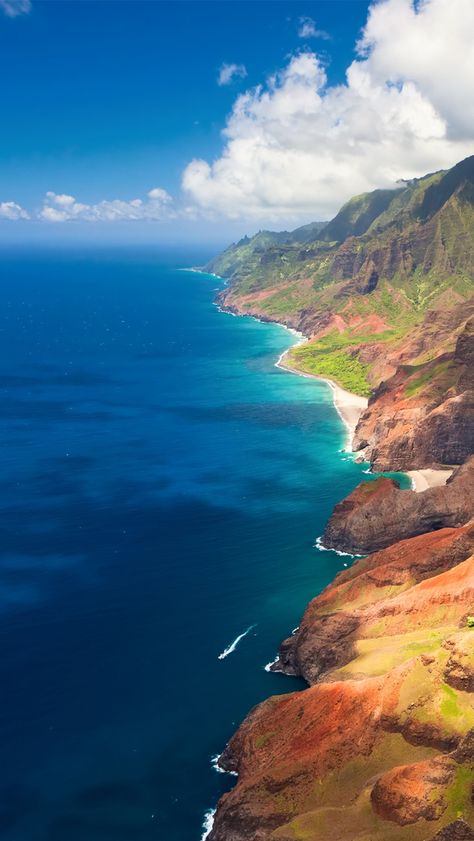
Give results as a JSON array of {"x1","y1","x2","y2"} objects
[{"x1": 218, "y1": 625, "x2": 256, "y2": 660}]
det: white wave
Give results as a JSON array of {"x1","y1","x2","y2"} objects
[
  {"x1": 264, "y1": 655, "x2": 280, "y2": 672},
  {"x1": 214, "y1": 303, "x2": 238, "y2": 316},
  {"x1": 211, "y1": 754, "x2": 238, "y2": 777},
  {"x1": 292, "y1": 626, "x2": 299, "y2": 635},
  {"x1": 218, "y1": 625, "x2": 256, "y2": 660},
  {"x1": 314, "y1": 536, "x2": 362, "y2": 558},
  {"x1": 200, "y1": 808, "x2": 216, "y2": 840},
  {"x1": 211, "y1": 753, "x2": 225, "y2": 773}
]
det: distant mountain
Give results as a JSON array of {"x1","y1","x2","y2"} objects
[{"x1": 205, "y1": 221, "x2": 326, "y2": 284}]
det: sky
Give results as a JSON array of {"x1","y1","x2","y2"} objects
[{"x1": 1, "y1": 0, "x2": 473, "y2": 245}]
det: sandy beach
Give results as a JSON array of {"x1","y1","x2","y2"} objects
[
  {"x1": 407, "y1": 468, "x2": 454, "y2": 492},
  {"x1": 276, "y1": 351, "x2": 368, "y2": 450}
]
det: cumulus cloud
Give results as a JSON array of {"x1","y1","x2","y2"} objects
[
  {"x1": 0, "y1": 201, "x2": 29, "y2": 220},
  {"x1": 298, "y1": 17, "x2": 330, "y2": 40},
  {"x1": 217, "y1": 63, "x2": 247, "y2": 86},
  {"x1": 38, "y1": 188, "x2": 173, "y2": 223},
  {"x1": 183, "y1": 0, "x2": 474, "y2": 222},
  {"x1": 0, "y1": 0, "x2": 31, "y2": 17}
]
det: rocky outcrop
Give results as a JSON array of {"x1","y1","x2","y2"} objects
[
  {"x1": 370, "y1": 755, "x2": 456, "y2": 825},
  {"x1": 321, "y1": 457, "x2": 474, "y2": 555},
  {"x1": 429, "y1": 821, "x2": 474, "y2": 841}
]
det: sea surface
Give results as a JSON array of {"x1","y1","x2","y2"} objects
[{"x1": 0, "y1": 246, "x2": 408, "y2": 841}]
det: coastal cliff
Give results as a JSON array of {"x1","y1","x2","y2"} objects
[
  {"x1": 206, "y1": 155, "x2": 474, "y2": 840},
  {"x1": 322, "y1": 458, "x2": 474, "y2": 555},
  {"x1": 209, "y1": 523, "x2": 474, "y2": 841}
]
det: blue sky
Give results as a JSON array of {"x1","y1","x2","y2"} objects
[{"x1": 1, "y1": 0, "x2": 473, "y2": 243}]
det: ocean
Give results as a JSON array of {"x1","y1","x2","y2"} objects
[{"x1": 0, "y1": 246, "x2": 407, "y2": 841}]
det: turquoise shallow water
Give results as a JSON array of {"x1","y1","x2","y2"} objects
[{"x1": 0, "y1": 246, "x2": 408, "y2": 840}]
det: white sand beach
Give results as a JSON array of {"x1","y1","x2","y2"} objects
[{"x1": 407, "y1": 468, "x2": 454, "y2": 492}]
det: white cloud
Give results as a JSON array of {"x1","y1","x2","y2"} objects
[
  {"x1": 147, "y1": 187, "x2": 171, "y2": 202},
  {"x1": 38, "y1": 188, "x2": 173, "y2": 223},
  {"x1": 298, "y1": 17, "x2": 330, "y2": 40},
  {"x1": 217, "y1": 63, "x2": 248, "y2": 87},
  {"x1": 0, "y1": 201, "x2": 29, "y2": 220},
  {"x1": 0, "y1": 0, "x2": 31, "y2": 17},
  {"x1": 183, "y1": 0, "x2": 474, "y2": 222}
]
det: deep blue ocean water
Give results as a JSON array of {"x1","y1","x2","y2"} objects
[{"x1": 0, "y1": 247, "x2": 408, "y2": 841}]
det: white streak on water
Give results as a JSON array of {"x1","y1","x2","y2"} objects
[
  {"x1": 314, "y1": 536, "x2": 363, "y2": 558},
  {"x1": 218, "y1": 625, "x2": 256, "y2": 660},
  {"x1": 200, "y1": 808, "x2": 216, "y2": 840}
]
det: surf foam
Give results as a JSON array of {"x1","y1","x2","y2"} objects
[
  {"x1": 264, "y1": 655, "x2": 280, "y2": 672},
  {"x1": 211, "y1": 753, "x2": 238, "y2": 777},
  {"x1": 200, "y1": 808, "x2": 216, "y2": 840},
  {"x1": 314, "y1": 536, "x2": 363, "y2": 558}
]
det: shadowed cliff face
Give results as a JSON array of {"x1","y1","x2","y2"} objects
[
  {"x1": 321, "y1": 457, "x2": 474, "y2": 555},
  {"x1": 209, "y1": 525, "x2": 474, "y2": 841}
]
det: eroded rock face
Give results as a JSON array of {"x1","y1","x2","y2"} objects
[
  {"x1": 209, "y1": 528, "x2": 474, "y2": 841},
  {"x1": 322, "y1": 458, "x2": 474, "y2": 555},
  {"x1": 429, "y1": 821, "x2": 474, "y2": 841},
  {"x1": 353, "y1": 317, "x2": 474, "y2": 471},
  {"x1": 371, "y1": 756, "x2": 455, "y2": 825},
  {"x1": 275, "y1": 612, "x2": 359, "y2": 683},
  {"x1": 444, "y1": 634, "x2": 474, "y2": 693}
]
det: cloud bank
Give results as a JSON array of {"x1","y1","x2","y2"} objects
[
  {"x1": 0, "y1": 201, "x2": 29, "y2": 220},
  {"x1": 183, "y1": 0, "x2": 474, "y2": 222},
  {"x1": 38, "y1": 188, "x2": 172, "y2": 223}
]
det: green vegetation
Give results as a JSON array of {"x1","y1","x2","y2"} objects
[
  {"x1": 254, "y1": 731, "x2": 276, "y2": 749},
  {"x1": 290, "y1": 347, "x2": 371, "y2": 396},
  {"x1": 287, "y1": 331, "x2": 374, "y2": 395},
  {"x1": 404, "y1": 360, "x2": 454, "y2": 397},
  {"x1": 466, "y1": 616, "x2": 474, "y2": 628},
  {"x1": 445, "y1": 766, "x2": 474, "y2": 819}
]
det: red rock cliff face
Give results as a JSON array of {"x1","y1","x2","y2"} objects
[
  {"x1": 209, "y1": 525, "x2": 474, "y2": 841},
  {"x1": 321, "y1": 458, "x2": 474, "y2": 555}
]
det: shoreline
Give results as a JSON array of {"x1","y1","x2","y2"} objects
[
  {"x1": 188, "y1": 270, "x2": 452, "y2": 492},
  {"x1": 276, "y1": 349, "x2": 368, "y2": 452}
]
